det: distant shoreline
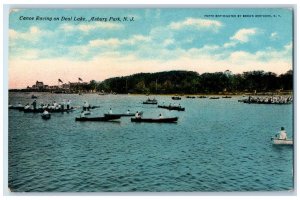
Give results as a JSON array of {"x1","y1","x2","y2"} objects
[{"x1": 8, "y1": 91, "x2": 292, "y2": 96}]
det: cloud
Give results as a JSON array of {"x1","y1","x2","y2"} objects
[
  {"x1": 230, "y1": 28, "x2": 258, "y2": 43},
  {"x1": 169, "y1": 18, "x2": 222, "y2": 32},
  {"x1": 60, "y1": 22, "x2": 124, "y2": 33},
  {"x1": 270, "y1": 32, "x2": 279, "y2": 40},
  {"x1": 9, "y1": 26, "x2": 42, "y2": 41}
]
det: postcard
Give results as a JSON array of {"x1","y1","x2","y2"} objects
[{"x1": 7, "y1": 7, "x2": 294, "y2": 192}]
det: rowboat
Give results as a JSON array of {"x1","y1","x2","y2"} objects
[
  {"x1": 271, "y1": 137, "x2": 293, "y2": 145},
  {"x1": 131, "y1": 117, "x2": 178, "y2": 123},
  {"x1": 158, "y1": 105, "x2": 185, "y2": 111},
  {"x1": 198, "y1": 96, "x2": 207, "y2": 98},
  {"x1": 186, "y1": 96, "x2": 196, "y2": 98},
  {"x1": 41, "y1": 113, "x2": 51, "y2": 120},
  {"x1": 75, "y1": 115, "x2": 121, "y2": 122},
  {"x1": 172, "y1": 96, "x2": 181, "y2": 100},
  {"x1": 222, "y1": 96, "x2": 232, "y2": 98},
  {"x1": 142, "y1": 100, "x2": 158, "y2": 104},
  {"x1": 104, "y1": 113, "x2": 135, "y2": 117},
  {"x1": 209, "y1": 97, "x2": 220, "y2": 99},
  {"x1": 31, "y1": 95, "x2": 38, "y2": 99}
]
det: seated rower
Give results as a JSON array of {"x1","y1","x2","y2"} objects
[
  {"x1": 109, "y1": 108, "x2": 113, "y2": 114},
  {"x1": 80, "y1": 111, "x2": 86, "y2": 118},
  {"x1": 159, "y1": 114, "x2": 163, "y2": 119},
  {"x1": 24, "y1": 104, "x2": 30, "y2": 110},
  {"x1": 43, "y1": 110, "x2": 49, "y2": 115},
  {"x1": 135, "y1": 111, "x2": 141, "y2": 118},
  {"x1": 279, "y1": 127, "x2": 287, "y2": 140},
  {"x1": 126, "y1": 109, "x2": 130, "y2": 114}
]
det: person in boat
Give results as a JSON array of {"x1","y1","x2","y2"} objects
[
  {"x1": 24, "y1": 104, "x2": 30, "y2": 110},
  {"x1": 43, "y1": 109, "x2": 49, "y2": 115},
  {"x1": 17, "y1": 102, "x2": 23, "y2": 107},
  {"x1": 279, "y1": 127, "x2": 287, "y2": 140},
  {"x1": 80, "y1": 111, "x2": 86, "y2": 118},
  {"x1": 109, "y1": 108, "x2": 113, "y2": 114},
  {"x1": 32, "y1": 99, "x2": 37, "y2": 110},
  {"x1": 83, "y1": 101, "x2": 89, "y2": 111},
  {"x1": 126, "y1": 109, "x2": 130, "y2": 114},
  {"x1": 135, "y1": 111, "x2": 141, "y2": 118},
  {"x1": 178, "y1": 104, "x2": 181, "y2": 108},
  {"x1": 159, "y1": 114, "x2": 163, "y2": 119},
  {"x1": 61, "y1": 101, "x2": 65, "y2": 110},
  {"x1": 67, "y1": 100, "x2": 71, "y2": 110}
]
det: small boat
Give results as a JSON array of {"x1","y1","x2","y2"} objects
[
  {"x1": 186, "y1": 96, "x2": 196, "y2": 99},
  {"x1": 41, "y1": 113, "x2": 51, "y2": 120},
  {"x1": 172, "y1": 96, "x2": 181, "y2": 100},
  {"x1": 131, "y1": 117, "x2": 178, "y2": 123},
  {"x1": 198, "y1": 96, "x2": 207, "y2": 98},
  {"x1": 31, "y1": 95, "x2": 38, "y2": 99},
  {"x1": 209, "y1": 97, "x2": 220, "y2": 99},
  {"x1": 23, "y1": 108, "x2": 75, "y2": 113},
  {"x1": 158, "y1": 105, "x2": 185, "y2": 111},
  {"x1": 143, "y1": 99, "x2": 158, "y2": 104},
  {"x1": 75, "y1": 115, "x2": 120, "y2": 122},
  {"x1": 271, "y1": 137, "x2": 293, "y2": 145},
  {"x1": 222, "y1": 96, "x2": 232, "y2": 98},
  {"x1": 104, "y1": 113, "x2": 135, "y2": 117},
  {"x1": 83, "y1": 111, "x2": 91, "y2": 115}
]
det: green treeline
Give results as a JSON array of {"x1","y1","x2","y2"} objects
[{"x1": 89, "y1": 70, "x2": 293, "y2": 94}]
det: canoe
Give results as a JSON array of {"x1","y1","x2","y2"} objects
[
  {"x1": 104, "y1": 113, "x2": 135, "y2": 117},
  {"x1": 272, "y1": 138, "x2": 293, "y2": 145},
  {"x1": 186, "y1": 96, "x2": 196, "y2": 98},
  {"x1": 142, "y1": 101, "x2": 158, "y2": 104},
  {"x1": 198, "y1": 96, "x2": 207, "y2": 98},
  {"x1": 172, "y1": 97, "x2": 181, "y2": 100},
  {"x1": 75, "y1": 115, "x2": 120, "y2": 122},
  {"x1": 209, "y1": 97, "x2": 220, "y2": 99},
  {"x1": 41, "y1": 114, "x2": 51, "y2": 120},
  {"x1": 131, "y1": 117, "x2": 178, "y2": 123},
  {"x1": 222, "y1": 96, "x2": 232, "y2": 98},
  {"x1": 158, "y1": 105, "x2": 185, "y2": 111}
]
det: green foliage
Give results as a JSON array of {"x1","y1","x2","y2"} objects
[{"x1": 86, "y1": 70, "x2": 293, "y2": 94}]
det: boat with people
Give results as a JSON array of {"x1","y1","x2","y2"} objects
[
  {"x1": 198, "y1": 96, "x2": 207, "y2": 98},
  {"x1": 222, "y1": 96, "x2": 232, "y2": 98},
  {"x1": 41, "y1": 113, "x2": 51, "y2": 120},
  {"x1": 271, "y1": 127, "x2": 293, "y2": 145},
  {"x1": 158, "y1": 105, "x2": 185, "y2": 111},
  {"x1": 172, "y1": 96, "x2": 181, "y2": 100},
  {"x1": 271, "y1": 138, "x2": 293, "y2": 145},
  {"x1": 143, "y1": 98, "x2": 158, "y2": 104},
  {"x1": 209, "y1": 97, "x2": 220, "y2": 99},
  {"x1": 186, "y1": 96, "x2": 196, "y2": 98},
  {"x1": 131, "y1": 117, "x2": 178, "y2": 123},
  {"x1": 31, "y1": 95, "x2": 38, "y2": 99},
  {"x1": 23, "y1": 108, "x2": 75, "y2": 113},
  {"x1": 75, "y1": 115, "x2": 121, "y2": 122},
  {"x1": 238, "y1": 96, "x2": 292, "y2": 105},
  {"x1": 104, "y1": 113, "x2": 136, "y2": 117}
]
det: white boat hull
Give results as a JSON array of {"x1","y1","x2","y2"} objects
[{"x1": 272, "y1": 139, "x2": 293, "y2": 145}]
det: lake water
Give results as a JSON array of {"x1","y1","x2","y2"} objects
[{"x1": 8, "y1": 92, "x2": 294, "y2": 192}]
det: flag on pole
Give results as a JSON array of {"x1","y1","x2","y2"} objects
[
  {"x1": 58, "y1": 79, "x2": 63, "y2": 83},
  {"x1": 78, "y1": 77, "x2": 83, "y2": 81}
]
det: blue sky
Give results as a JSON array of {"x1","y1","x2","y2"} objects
[{"x1": 9, "y1": 8, "x2": 293, "y2": 88}]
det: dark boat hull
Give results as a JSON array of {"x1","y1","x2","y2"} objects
[
  {"x1": 104, "y1": 113, "x2": 135, "y2": 117},
  {"x1": 41, "y1": 114, "x2": 51, "y2": 120},
  {"x1": 172, "y1": 97, "x2": 181, "y2": 100},
  {"x1": 75, "y1": 115, "x2": 120, "y2": 122},
  {"x1": 131, "y1": 117, "x2": 178, "y2": 123},
  {"x1": 158, "y1": 105, "x2": 185, "y2": 111},
  {"x1": 142, "y1": 102, "x2": 157, "y2": 104}
]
